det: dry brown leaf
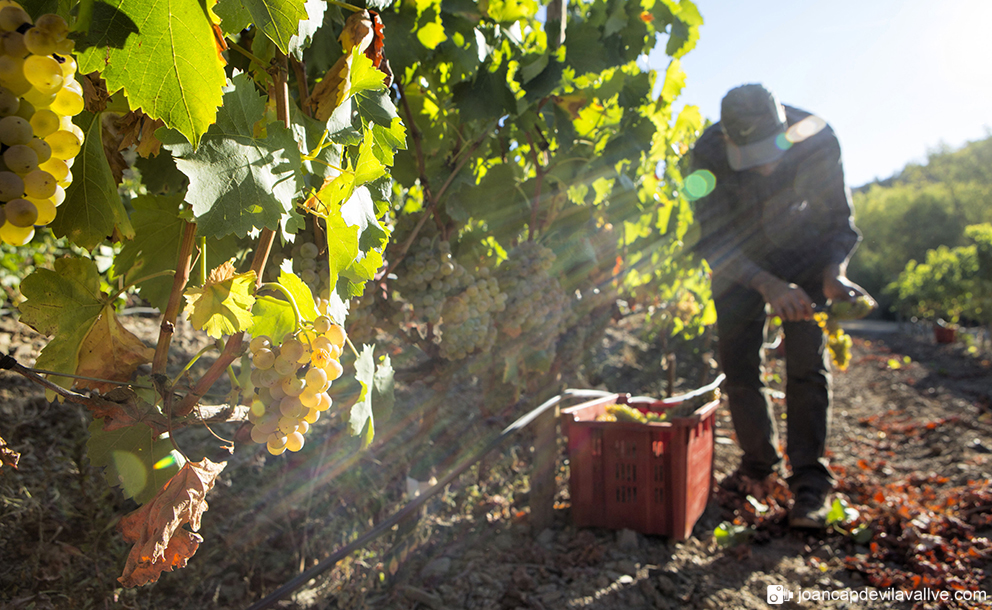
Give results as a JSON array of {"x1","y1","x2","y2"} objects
[
  {"x1": 81, "y1": 71, "x2": 111, "y2": 114},
  {"x1": 118, "y1": 458, "x2": 226, "y2": 588},
  {"x1": 1, "y1": 432, "x2": 20, "y2": 471},
  {"x1": 101, "y1": 113, "x2": 128, "y2": 185},
  {"x1": 206, "y1": 261, "x2": 237, "y2": 285},
  {"x1": 118, "y1": 110, "x2": 166, "y2": 158},
  {"x1": 306, "y1": 10, "x2": 382, "y2": 121},
  {"x1": 306, "y1": 54, "x2": 350, "y2": 122},
  {"x1": 74, "y1": 308, "x2": 154, "y2": 394},
  {"x1": 338, "y1": 9, "x2": 375, "y2": 51}
]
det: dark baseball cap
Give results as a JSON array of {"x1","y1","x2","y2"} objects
[{"x1": 720, "y1": 84, "x2": 789, "y2": 171}]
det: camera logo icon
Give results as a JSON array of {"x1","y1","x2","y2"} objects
[{"x1": 767, "y1": 584, "x2": 793, "y2": 604}]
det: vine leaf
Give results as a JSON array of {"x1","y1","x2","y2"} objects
[
  {"x1": 349, "y1": 344, "x2": 376, "y2": 448},
  {"x1": 249, "y1": 296, "x2": 297, "y2": 345},
  {"x1": 276, "y1": 262, "x2": 318, "y2": 323},
  {"x1": 86, "y1": 419, "x2": 184, "y2": 505},
  {"x1": 49, "y1": 111, "x2": 135, "y2": 250},
  {"x1": 159, "y1": 73, "x2": 303, "y2": 239},
  {"x1": 184, "y1": 263, "x2": 257, "y2": 339},
  {"x1": 306, "y1": 10, "x2": 386, "y2": 121},
  {"x1": 371, "y1": 353, "x2": 394, "y2": 424},
  {"x1": 117, "y1": 458, "x2": 226, "y2": 588},
  {"x1": 0, "y1": 433, "x2": 20, "y2": 471},
  {"x1": 75, "y1": 0, "x2": 227, "y2": 148},
  {"x1": 74, "y1": 307, "x2": 155, "y2": 393},
  {"x1": 18, "y1": 258, "x2": 108, "y2": 390}
]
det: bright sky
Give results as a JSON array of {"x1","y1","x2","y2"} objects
[{"x1": 647, "y1": 0, "x2": 992, "y2": 187}]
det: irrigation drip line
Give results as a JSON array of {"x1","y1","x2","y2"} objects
[{"x1": 243, "y1": 388, "x2": 614, "y2": 610}]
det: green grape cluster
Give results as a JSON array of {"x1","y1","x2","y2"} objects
[
  {"x1": 396, "y1": 238, "x2": 507, "y2": 360},
  {"x1": 0, "y1": 3, "x2": 83, "y2": 246},
  {"x1": 291, "y1": 239, "x2": 330, "y2": 299},
  {"x1": 246, "y1": 314, "x2": 346, "y2": 455},
  {"x1": 494, "y1": 241, "x2": 569, "y2": 353},
  {"x1": 827, "y1": 330, "x2": 853, "y2": 370},
  {"x1": 829, "y1": 295, "x2": 876, "y2": 321}
]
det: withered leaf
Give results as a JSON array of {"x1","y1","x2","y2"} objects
[
  {"x1": 81, "y1": 71, "x2": 111, "y2": 114},
  {"x1": 1, "y1": 432, "x2": 20, "y2": 471},
  {"x1": 338, "y1": 9, "x2": 375, "y2": 52},
  {"x1": 74, "y1": 308, "x2": 155, "y2": 394},
  {"x1": 118, "y1": 110, "x2": 166, "y2": 158},
  {"x1": 118, "y1": 458, "x2": 226, "y2": 588},
  {"x1": 101, "y1": 113, "x2": 128, "y2": 185},
  {"x1": 86, "y1": 387, "x2": 170, "y2": 435}
]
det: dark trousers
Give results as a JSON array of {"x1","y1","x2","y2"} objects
[{"x1": 715, "y1": 287, "x2": 835, "y2": 494}]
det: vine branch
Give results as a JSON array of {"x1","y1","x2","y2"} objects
[{"x1": 153, "y1": 221, "x2": 198, "y2": 375}]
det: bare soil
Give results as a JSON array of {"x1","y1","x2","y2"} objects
[{"x1": 1, "y1": 314, "x2": 991, "y2": 610}]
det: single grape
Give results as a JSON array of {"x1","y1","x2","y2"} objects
[
  {"x1": 300, "y1": 241, "x2": 319, "y2": 258},
  {"x1": 281, "y1": 338, "x2": 305, "y2": 363},
  {"x1": 22, "y1": 169, "x2": 54, "y2": 198},
  {"x1": 314, "y1": 392, "x2": 333, "y2": 411},
  {"x1": 54, "y1": 37, "x2": 72, "y2": 56},
  {"x1": 51, "y1": 86, "x2": 82, "y2": 116},
  {"x1": 34, "y1": 14, "x2": 68, "y2": 39},
  {"x1": 276, "y1": 415, "x2": 299, "y2": 435},
  {"x1": 58, "y1": 54, "x2": 76, "y2": 78},
  {"x1": 51, "y1": 184, "x2": 63, "y2": 206},
  {"x1": 23, "y1": 29, "x2": 56, "y2": 56},
  {"x1": 299, "y1": 257, "x2": 316, "y2": 271},
  {"x1": 0, "y1": 115, "x2": 32, "y2": 145},
  {"x1": 313, "y1": 315, "x2": 332, "y2": 334},
  {"x1": 323, "y1": 358, "x2": 344, "y2": 381},
  {"x1": 278, "y1": 396, "x2": 304, "y2": 418},
  {"x1": 268, "y1": 380, "x2": 287, "y2": 401},
  {"x1": 1, "y1": 31, "x2": 26, "y2": 58},
  {"x1": 299, "y1": 388, "x2": 319, "y2": 409},
  {"x1": 0, "y1": 86, "x2": 18, "y2": 116},
  {"x1": 0, "y1": 6, "x2": 31, "y2": 32},
  {"x1": 4, "y1": 198, "x2": 36, "y2": 227},
  {"x1": 3, "y1": 144, "x2": 38, "y2": 174},
  {"x1": 44, "y1": 129, "x2": 81, "y2": 160},
  {"x1": 272, "y1": 355, "x2": 297, "y2": 376},
  {"x1": 38, "y1": 156, "x2": 67, "y2": 181},
  {"x1": 324, "y1": 324, "x2": 346, "y2": 348},
  {"x1": 281, "y1": 375, "x2": 306, "y2": 397},
  {"x1": 304, "y1": 367, "x2": 328, "y2": 389},
  {"x1": 0, "y1": 170, "x2": 23, "y2": 201},
  {"x1": 255, "y1": 413, "x2": 280, "y2": 435},
  {"x1": 11, "y1": 96, "x2": 31, "y2": 119},
  {"x1": 285, "y1": 431, "x2": 305, "y2": 452},
  {"x1": 266, "y1": 435, "x2": 288, "y2": 455},
  {"x1": 26, "y1": 137, "x2": 50, "y2": 163},
  {"x1": 295, "y1": 420, "x2": 310, "y2": 435},
  {"x1": 0, "y1": 221, "x2": 33, "y2": 245},
  {"x1": 303, "y1": 407, "x2": 321, "y2": 424},
  {"x1": 258, "y1": 368, "x2": 281, "y2": 389},
  {"x1": 253, "y1": 348, "x2": 275, "y2": 370},
  {"x1": 249, "y1": 335, "x2": 271, "y2": 353}
]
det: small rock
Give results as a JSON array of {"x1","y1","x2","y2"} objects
[
  {"x1": 420, "y1": 557, "x2": 451, "y2": 579},
  {"x1": 656, "y1": 574, "x2": 677, "y2": 595},
  {"x1": 617, "y1": 528, "x2": 639, "y2": 550},
  {"x1": 536, "y1": 528, "x2": 555, "y2": 548},
  {"x1": 618, "y1": 575, "x2": 634, "y2": 585}
]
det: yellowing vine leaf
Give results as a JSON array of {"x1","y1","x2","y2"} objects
[
  {"x1": 74, "y1": 311, "x2": 156, "y2": 394},
  {"x1": 184, "y1": 263, "x2": 257, "y2": 338},
  {"x1": 117, "y1": 458, "x2": 226, "y2": 588},
  {"x1": 1, "y1": 432, "x2": 20, "y2": 471},
  {"x1": 76, "y1": 0, "x2": 228, "y2": 147},
  {"x1": 306, "y1": 11, "x2": 386, "y2": 121}
]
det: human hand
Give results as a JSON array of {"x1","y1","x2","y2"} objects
[{"x1": 757, "y1": 276, "x2": 814, "y2": 322}]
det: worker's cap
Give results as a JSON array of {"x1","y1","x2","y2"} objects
[{"x1": 720, "y1": 84, "x2": 789, "y2": 171}]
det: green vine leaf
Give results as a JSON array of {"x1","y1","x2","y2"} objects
[
  {"x1": 86, "y1": 419, "x2": 185, "y2": 506},
  {"x1": 276, "y1": 261, "x2": 318, "y2": 323},
  {"x1": 49, "y1": 112, "x2": 135, "y2": 249},
  {"x1": 349, "y1": 344, "x2": 376, "y2": 448},
  {"x1": 18, "y1": 258, "x2": 107, "y2": 389},
  {"x1": 224, "y1": 0, "x2": 310, "y2": 55},
  {"x1": 75, "y1": 0, "x2": 227, "y2": 148},
  {"x1": 249, "y1": 295, "x2": 297, "y2": 343},
  {"x1": 159, "y1": 73, "x2": 304, "y2": 239}
]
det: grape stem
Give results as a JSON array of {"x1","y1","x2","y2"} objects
[
  {"x1": 111, "y1": 269, "x2": 177, "y2": 300},
  {"x1": 260, "y1": 282, "x2": 305, "y2": 331},
  {"x1": 227, "y1": 41, "x2": 270, "y2": 70}
]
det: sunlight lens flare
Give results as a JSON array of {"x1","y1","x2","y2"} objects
[
  {"x1": 683, "y1": 169, "x2": 716, "y2": 200},
  {"x1": 153, "y1": 453, "x2": 179, "y2": 470}
]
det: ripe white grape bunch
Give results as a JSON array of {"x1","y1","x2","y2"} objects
[
  {"x1": 0, "y1": 3, "x2": 83, "y2": 246},
  {"x1": 494, "y1": 241, "x2": 568, "y2": 341},
  {"x1": 246, "y1": 313, "x2": 347, "y2": 455}
]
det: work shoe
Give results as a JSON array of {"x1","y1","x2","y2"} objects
[{"x1": 789, "y1": 487, "x2": 831, "y2": 529}]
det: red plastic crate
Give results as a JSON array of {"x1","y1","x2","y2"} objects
[{"x1": 561, "y1": 393, "x2": 719, "y2": 540}]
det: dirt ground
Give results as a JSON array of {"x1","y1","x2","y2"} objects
[{"x1": 1, "y1": 313, "x2": 991, "y2": 609}]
